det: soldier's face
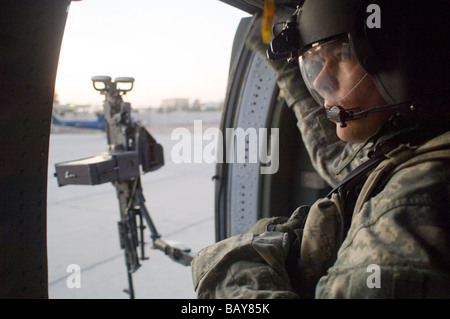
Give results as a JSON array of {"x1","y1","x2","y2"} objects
[
  {"x1": 318, "y1": 63, "x2": 388, "y2": 143},
  {"x1": 300, "y1": 39, "x2": 389, "y2": 143}
]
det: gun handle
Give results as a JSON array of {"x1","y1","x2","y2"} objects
[
  {"x1": 115, "y1": 77, "x2": 135, "y2": 93},
  {"x1": 91, "y1": 75, "x2": 112, "y2": 92}
]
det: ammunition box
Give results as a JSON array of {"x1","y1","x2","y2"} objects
[{"x1": 54, "y1": 151, "x2": 139, "y2": 186}]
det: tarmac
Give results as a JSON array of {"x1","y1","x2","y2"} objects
[{"x1": 47, "y1": 119, "x2": 218, "y2": 299}]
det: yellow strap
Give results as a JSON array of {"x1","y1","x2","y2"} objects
[{"x1": 262, "y1": 0, "x2": 275, "y2": 44}]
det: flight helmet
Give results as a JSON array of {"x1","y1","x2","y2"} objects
[{"x1": 269, "y1": 0, "x2": 449, "y2": 107}]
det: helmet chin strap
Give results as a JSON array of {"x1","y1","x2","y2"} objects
[{"x1": 326, "y1": 100, "x2": 419, "y2": 128}]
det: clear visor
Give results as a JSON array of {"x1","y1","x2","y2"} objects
[{"x1": 299, "y1": 37, "x2": 368, "y2": 106}]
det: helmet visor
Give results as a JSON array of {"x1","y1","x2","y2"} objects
[{"x1": 299, "y1": 36, "x2": 368, "y2": 106}]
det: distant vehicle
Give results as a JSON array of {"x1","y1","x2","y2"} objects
[{"x1": 51, "y1": 112, "x2": 106, "y2": 131}]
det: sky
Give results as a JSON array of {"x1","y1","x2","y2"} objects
[{"x1": 55, "y1": 0, "x2": 250, "y2": 109}]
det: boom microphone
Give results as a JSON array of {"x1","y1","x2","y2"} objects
[{"x1": 325, "y1": 100, "x2": 419, "y2": 127}]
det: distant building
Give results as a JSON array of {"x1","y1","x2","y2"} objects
[
  {"x1": 191, "y1": 99, "x2": 202, "y2": 111},
  {"x1": 160, "y1": 98, "x2": 189, "y2": 112},
  {"x1": 202, "y1": 101, "x2": 221, "y2": 111}
]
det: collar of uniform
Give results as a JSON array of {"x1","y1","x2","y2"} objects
[
  {"x1": 334, "y1": 140, "x2": 373, "y2": 176},
  {"x1": 334, "y1": 115, "x2": 419, "y2": 175}
]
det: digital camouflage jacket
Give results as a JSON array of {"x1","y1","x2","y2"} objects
[
  {"x1": 192, "y1": 110, "x2": 450, "y2": 298},
  {"x1": 191, "y1": 17, "x2": 450, "y2": 298}
]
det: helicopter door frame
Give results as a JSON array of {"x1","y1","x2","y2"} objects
[{"x1": 0, "y1": 0, "x2": 71, "y2": 298}]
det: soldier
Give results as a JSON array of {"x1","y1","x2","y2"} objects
[{"x1": 191, "y1": 0, "x2": 449, "y2": 298}]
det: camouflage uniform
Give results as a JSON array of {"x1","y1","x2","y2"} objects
[
  {"x1": 192, "y1": 113, "x2": 450, "y2": 298},
  {"x1": 191, "y1": 15, "x2": 450, "y2": 299}
]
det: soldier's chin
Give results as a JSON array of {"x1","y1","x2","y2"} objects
[{"x1": 335, "y1": 122, "x2": 365, "y2": 143}]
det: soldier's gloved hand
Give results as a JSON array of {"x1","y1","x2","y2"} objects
[
  {"x1": 248, "y1": 206, "x2": 309, "y2": 235},
  {"x1": 245, "y1": 10, "x2": 311, "y2": 107},
  {"x1": 247, "y1": 206, "x2": 310, "y2": 296},
  {"x1": 247, "y1": 216, "x2": 289, "y2": 234}
]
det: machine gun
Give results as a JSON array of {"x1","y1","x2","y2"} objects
[{"x1": 54, "y1": 76, "x2": 195, "y2": 298}]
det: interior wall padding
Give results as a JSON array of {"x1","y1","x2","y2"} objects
[{"x1": 0, "y1": 0, "x2": 70, "y2": 298}]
